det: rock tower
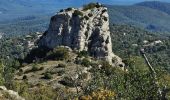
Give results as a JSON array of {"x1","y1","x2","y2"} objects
[{"x1": 38, "y1": 3, "x2": 123, "y2": 67}]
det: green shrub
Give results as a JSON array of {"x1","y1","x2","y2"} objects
[
  {"x1": 78, "y1": 50, "x2": 89, "y2": 57},
  {"x1": 18, "y1": 69, "x2": 23, "y2": 76},
  {"x1": 24, "y1": 47, "x2": 50, "y2": 63},
  {"x1": 23, "y1": 75, "x2": 27, "y2": 80},
  {"x1": 84, "y1": 16, "x2": 89, "y2": 20},
  {"x1": 112, "y1": 57, "x2": 117, "y2": 63},
  {"x1": 83, "y1": 3, "x2": 101, "y2": 11},
  {"x1": 39, "y1": 67, "x2": 44, "y2": 70},
  {"x1": 88, "y1": 13, "x2": 93, "y2": 17},
  {"x1": 57, "y1": 63, "x2": 66, "y2": 68},
  {"x1": 103, "y1": 16, "x2": 108, "y2": 21},
  {"x1": 46, "y1": 47, "x2": 69, "y2": 60},
  {"x1": 101, "y1": 61, "x2": 112, "y2": 75},
  {"x1": 11, "y1": 81, "x2": 60, "y2": 100},
  {"x1": 96, "y1": 3, "x2": 102, "y2": 8},
  {"x1": 81, "y1": 58, "x2": 91, "y2": 67},
  {"x1": 57, "y1": 70, "x2": 65, "y2": 76},
  {"x1": 73, "y1": 10, "x2": 83, "y2": 17},
  {"x1": 59, "y1": 76, "x2": 75, "y2": 87},
  {"x1": 43, "y1": 72, "x2": 52, "y2": 79},
  {"x1": 19, "y1": 69, "x2": 23, "y2": 73},
  {"x1": 66, "y1": 7, "x2": 73, "y2": 11},
  {"x1": 31, "y1": 65, "x2": 39, "y2": 72},
  {"x1": 102, "y1": 9, "x2": 107, "y2": 14},
  {"x1": 60, "y1": 9, "x2": 64, "y2": 12},
  {"x1": 24, "y1": 64, "x2": 42, "y2": 73}
]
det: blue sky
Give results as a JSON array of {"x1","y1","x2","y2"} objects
[
  {"x1": 57, "y1": 0, "x2": 170, "y2": 8},
  {"x1": 87, "y1": 0, "x2": 170, "y2": 5},
  {"x1": 111, "y1": 0, "x2": 170, "y2": 4}
]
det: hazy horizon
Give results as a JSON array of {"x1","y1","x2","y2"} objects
[{"x1": 64, "y1": 0, "x2": 170, "y2": 6}]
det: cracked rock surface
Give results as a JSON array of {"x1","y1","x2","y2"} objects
[{"x1": 38, "y1": 4, "x2": 123, "y2": 66}]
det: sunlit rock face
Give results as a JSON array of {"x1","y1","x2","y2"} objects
[{"x1": 38, "y1": 3, "x2": 124, "y2": 67}]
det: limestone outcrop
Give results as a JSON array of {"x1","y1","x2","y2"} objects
[
  {"x1": 0, "y1": 86, "x2": 25, "y2": 100},
  {"x1": 38, "y1": 3, "x2": 123, "y2": 66}
]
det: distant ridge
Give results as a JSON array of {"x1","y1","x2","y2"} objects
[
  {"x1": 2, "y1": 1, "x2": 170, "y2": 35},
  {"x1": 107, "y1": 1, "x2": 170, "y2": 33},
  {"x1": 136, "y1": 1, "x2": 170, "y2": 15}
]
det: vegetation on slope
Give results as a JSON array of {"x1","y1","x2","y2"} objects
[
  {"x1": 3, "y1": 1, "x2": 170, "y2": 36},
  {"x1": 110, "y1": 24, "x2": 170, "y2": 72},
  {"x1": 136, "y1": 1, "x2": 170, "y2": 15},
  {"x1": 107, "y1": 4, "x2": 170, "y2": 33},
  {"x1": 0, "y1": 10, "x2": 170, "y2": 99}
]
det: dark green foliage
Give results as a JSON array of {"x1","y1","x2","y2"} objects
[
  {"x1": 57, "y1": 70, "x2": 65, "y2": 76},
  {"x1": 3, "y1": 1, "x2": 170, "y2": 36},
  {"x1": 24, "y1": 64, "x2": 43, "y2": 73},
  {"x1": 43, "y1": 72, "x2": 52, "y2": 79},
  {"x1": 65, "y1": 7, "x2": 73, "y2": 11},
  {"x1": 24, "y1": 47, "x2": 50, "y2": 63},
  {"x1": 103, "y1": 16, "x2": 108, "y2": 21},
  {"x1": 78, "y1": 50, "x2": 88, "y2": 58},
  {"x1": 100, "y1": 61, "x2": 113, "y2": 75},
  {"x1": 81, "y1": 58, "x2": 91, "y2": 67},
  {"x1": 136, "y1": 1, "x2": 170, "y2": 15},
  {"x1": 22, "y1": 75, "x2": 27, "y2": 80},
  {"x1": 18, "y1": 69, "x2": 24, "y2": 76},
  {"x1": 110, "y1": 24, "x2": 170, "y2": 72},
  {"x1": 51, "y1": 16, "x2": 56, "y2": 21},
  {"x1": 0, "y1": 15, "x2": 50, "y2": 36},
  {"x1": 107, "y1": 4, "x2": 170, "y2": 32},
  {"x1": 83, "y1": 3, "x2": 101, "y2": 11},
  {"x1": 57, "y1": 63, "x2": 66, "y2": 68},
  {"x1": 3, "y1": 65, "x2": 15, "y2": 89},
  {"x1": 31, "y1": 65, "x2": 39, "y2": 72},
  {"x1": 60, "y1": 9, "x2": 64, "y2": 12},
  {"x1": 102, "y1": 9, "x2": 107, "y2": 14},
  {"x1": 85, "y1": 57, "x2": 166, "y2": 99},
  {"x1": 19, "y1": 69, "x2": 23, "y2": 73},
  {"x1": 58, "y1": 76, "x2": 76, "y2": 87},
  {"x1": 73, "y1": 10, "x2": 83, "y2": 17},
  {"x1": 46, "y1": 47, "x2": 69, "y2": 60},
  {"x1": 88, "y1": 13, "x2": 93, "y2": 17},
  {"x1": 0, "y1": 61, "x2": 4, "y2": 85},
  {"x1": 11, "y1": 81, "x2": 63, "y2": 100},
  {"x1": 84, "y1": 16, "x2": 89, "y2": 20},
  {"x1": 39, "y1": 67, "x2": 44, "y2": 70},
  {"x1": 111, "y1": 24, "x2": 153, "y2": 57}
]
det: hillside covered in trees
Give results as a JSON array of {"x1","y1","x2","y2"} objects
[
  {"x1": 2, "y1": 1, "x2": 170, "y2": 35},
  {"x1": 0, "y1": 23, "x2": 170, "y2": 99}
]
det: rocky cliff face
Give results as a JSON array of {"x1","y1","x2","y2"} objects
[{"x1": 38, "y1": 3, "x2": 123, "y2": 66}]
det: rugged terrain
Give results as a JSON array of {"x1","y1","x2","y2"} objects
[{"x1": 0, "y1": 2, "x2": 170, "y2": 100}]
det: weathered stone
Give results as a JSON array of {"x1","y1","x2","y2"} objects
[
  {"x1": 38, "y1": 4, "x2": 123, "y2": 66},
  {"x1": 0, "y1": 86, "x2": 25, "y2": 100}
]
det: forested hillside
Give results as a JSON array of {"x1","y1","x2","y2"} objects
[
  {"x1": 107, "y1": 4, "x2": 170, "y2": 33},
  {"x1": 110, "y1": 24, "x2": 170, "y2": 72},
  {"x1": 0, "y1": 24, "x2": 170, "y2": 99},
  {"x1": 136, "y1": 1, "x2": 170, "y2": 14},
  {"x1": 2, "y1": 1, "x2": 170, "y2": 35}
]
